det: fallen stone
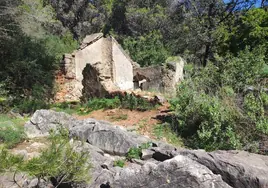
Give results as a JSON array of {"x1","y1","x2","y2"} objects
[{"x1": 141, "y1": 149, "x2": 155, "y2": 160}]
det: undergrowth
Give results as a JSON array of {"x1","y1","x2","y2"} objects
[{"x1": 0, "y1": 114, "x2": 27, "y2": 148}]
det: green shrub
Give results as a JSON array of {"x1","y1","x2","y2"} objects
[
  {"x1": 126, "y1": 142, "x2": 153, "y2": 160},
  {"x1": 113, "y1": 159, "x2": 125, "y2": 168},
  {"x1": 126, "y1": 147, "x2": 142, "y2": 160},
  {"x1": 153, "y1": 123, "x2": 184, "y2": 147},
  {"x1": 15, "y1": 99, "x2": 50, "y2": 114},
  {"x1": 79, "y1": 97, "x2": 121, "y2": 114},
  {"x1": 122, "y1": 31, "x2": 169, "y2": 67},
  {"x1": 121, "y1": 94, "x2": 156, "y2": 111},
  {"x1": 0, "y1": 115, "x2": 26, "y2": 148},
  {"x1": 51, "y1": 102, "x2": 80, "y2": 115},
  {"x1": 0, "y1": 147, "x2": 23, "y2": 173},
  {"x1": 171, "y1": 84, "x2": 242, "y2": 151},
  {"x1": 79, "y1": 95, "x2": 156, "y2": 114},
  {"x1": 19, "y1": 128, "x2": 91, "y2": 186}
]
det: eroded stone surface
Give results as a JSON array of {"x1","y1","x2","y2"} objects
[{"x1": 22, "y1": 110, "x2": 268, "y2": 188}]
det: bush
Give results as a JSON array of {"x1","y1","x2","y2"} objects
[
  {"x1": 15, "y1": 99, "x2": 50, "y2": 114},
  {"x1": 122, "y1": 31, "x2": 170, "y2": 67},
  {"x1": 113, "y1": 159, "x2": 125, "y2": 168},
  {"x1": 0, "y1": 147, "x2": 23, "y2": 173},
  {"x1": 126, "y1": 142, "x2": 153, "y2": 160},
  {"x1": 79, "y1": 95, "x2": 157, "y2": 114},
  {"x1": 171, "y1": 83, "x2": 242, "y2": 151},
  {"x1": 168, "y1": 47, "x2": 268, "y2": 152},
  {"x1": 19, "y1": 128, "x2": 91, "y2": 186},
  {"x1": 79, "y1": 97, "x2": 121, "y2": 114},
  {"x1": 153, "y1": 123, "x2": 184, "y2": 147},
  {"x1": 120, "y1": 94, "x2": 156, "y2": 111},
  {"x1": 0, "y1": 115, "x2": 26, "y2": 148}
]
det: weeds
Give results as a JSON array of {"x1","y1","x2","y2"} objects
[
  {"x1": 153, "y1": 123, "x2": 184, "y2": 147},
  {"x1": 0, "y1": 114, "x2": 27, "y2": 148},
  {"x1": 126, "y1": 142, "x2": 153, "y2": 160},
  {"x1": 113, "y1": 159, "x2": 125, "y2": 168}
]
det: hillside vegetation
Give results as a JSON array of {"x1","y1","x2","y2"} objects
[{"x1": 0, "y1": 0, "x2": 267, "y2": 156}]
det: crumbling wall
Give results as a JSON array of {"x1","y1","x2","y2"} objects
[
  {"x1": 133, "y1": 66, "x2": 163, "y2": 92},
  {"x1": 55, "y1": 33, "x2": 184, "y2": 102},
  {"x1": 55, "y1": 33, "x2": 135, "y2": 102},
  {"x1": 81, "y1": 63, "x2": 108, "y2": 100},
  {"x1": 133, "y1": 57, "x2": 184, "y2": 94}
]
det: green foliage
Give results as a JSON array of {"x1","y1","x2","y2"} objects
[
  {"x1": 0, "y1": 147, "x2": 23, "y2": 173},
  {"x1": 122, "y1": 31, "x2": 169, "y2": 67},
  {"x1": 15, "y1": 99, "x2": 50, "y2": 114},
  {"x1": 153, "y1": 123, "x2": 184, "y2": 147},
  {"x1": 261, "y1": 64, "x2": 268, "y2": 77},
  {"x1": 51, "y1": 102, "x2": 80, "y2": 115},
  {"x1": 113, "y1": 159, "x2": 125, "y2": 168},
  {"x1": 126, "y1": 147, "x2": 141, "y2": 160},
  {"x1": 120, "y1": 94, "x2": 156, "y2": 111},
  {"x1": 170, "y1": 46, "x2": 267, "y2": 151},
  {"x1": 126, "y1": 142, "x2": 153, "y2": 160},
  {"x1": 42, "y1": 33, "x2": 78, "y2": 66},
  {"x1": 19, "y1": 128, "x2": 91, "y2": 186},
  {"x1": 221, "y1": 48, "x2": 265, "y2": 91},
  {"x1": 0, "y1": 115, "x2": 26, "y2": 148},
  {"x1": 171, "y1": 83, "x2": 242, "y2": 151},
  {"x1": 79, "y1": 95, "x2": 156, "y2": 114},
  {"x1": 80, "y1": 97, "x2": 121, "y2": 114}
]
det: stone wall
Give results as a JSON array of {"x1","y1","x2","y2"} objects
[
  {"x1": 133, "y1": 57, "x2": 185, "y2": 94},
  {"x1": 55, "y1": 33, "x2": 135, "y2": 102},
  {"x1": 55, "y1": 33, "x2": 184, "y2": 102}
]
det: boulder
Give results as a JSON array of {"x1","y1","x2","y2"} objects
[
  {"x1": 69, "y1": 118, "x2": 150, "y2": 156},
  {"x1": 24, "y1": 110, "x2": 76, "y2": 138},
  {"x1": 179, "y1": 150, "x2": 268, "y2": 188},
  {"x1": 23, "y1": 110, "x2": 268, "y2": 188},
  {"x1": 111, "y1": 155, "x2": 231, "y2": 188}
]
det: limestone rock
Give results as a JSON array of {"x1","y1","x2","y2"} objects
[
  {"x1": 24, "y1": 109, "x2": 76, "y2": 138},
  {"x1": 23, "y1": 110, "x2": 268, "y2": 188},
  {"x1": 179, "y1": 150, "x2": 268, "y2": 188},
  {"x1": 69, "y1": 118, "x2": 150, "y2": 156},
  {"x1": 111, "y1": 155, "x2": 231, "y2": 188}
]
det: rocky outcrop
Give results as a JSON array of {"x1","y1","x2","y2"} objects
[
  {"x1": 179, "y1": 150, "x2": 268, "y2": 188},
  {"x1": 23, "y1": 110, "x2": 268, "y2": 188}
]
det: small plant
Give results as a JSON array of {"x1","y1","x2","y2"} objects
[
  {"x1": 113, "y1": 159, "x2": 125, "y2": 168},
  {"x1": 126, "y1": 142, "x2": 153, "y2": 160},
  {"x1": 79, "y1": 97, "x2": 121, "y2": 114},
  {"x1": 51, "y1": 102, "x2": 80, "y2": 115},
  {"x1": 121, "y1": 94, "x2": 156, "y2": 111},
  {"x1": 19, "y1": 127, "x2": 92, "y2": 187},
  {"x1": 153, "y1": 123, "x2": 184, "y2": 147},
  {"x1": 15, "y1": 99, "x2": 50, "y2": 114}
]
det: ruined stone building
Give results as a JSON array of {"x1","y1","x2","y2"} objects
[{"x1": 55, "y1": 33, "x2": 184, "y2": 102}]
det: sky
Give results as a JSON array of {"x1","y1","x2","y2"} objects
[{"x1": 223, "y1": 0, "x2": 263, "y2": 7}]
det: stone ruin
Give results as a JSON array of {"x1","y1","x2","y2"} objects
[{"x1": 55, "y1": 33, "x2": 184, "y2": 102}]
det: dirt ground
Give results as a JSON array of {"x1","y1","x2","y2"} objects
[{"x1": 75, "y1": 104, "x2": 170, "y2": 139}]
